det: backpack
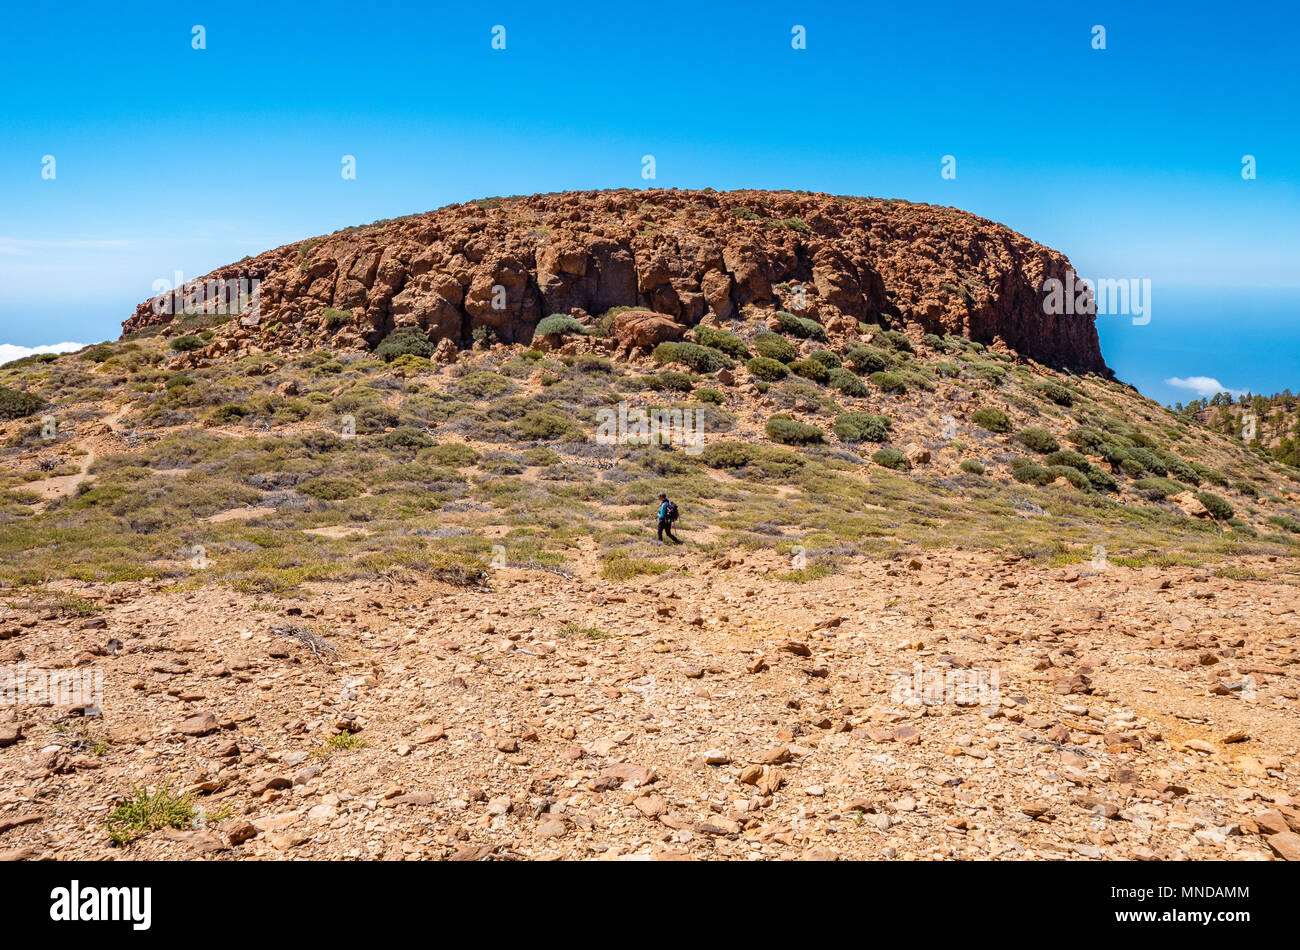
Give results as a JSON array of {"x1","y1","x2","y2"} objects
[{"x1": 664, "y1": 501, "x2": 679, "y2": 522}]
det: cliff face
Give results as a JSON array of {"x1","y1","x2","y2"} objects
[{"x1": 121, "y1": 189, "x2": 1107, "y2": 372}]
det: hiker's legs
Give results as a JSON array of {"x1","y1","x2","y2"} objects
[
  {"x1": 666, "y1": 523, "x2": 681, "y2": 544},
  {"x1": 657, "y1": 519, "x2": 666, "y2": 542}
]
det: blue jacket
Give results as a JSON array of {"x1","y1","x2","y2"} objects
[{"x1": 658, "y1": 501, "x2": 669, "y2": 520}]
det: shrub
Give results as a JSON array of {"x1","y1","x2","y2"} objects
[
  {"x1": 746, "y1": 357, "x2": 789, "y2": 381},
  {"x1": 773, "y1": 311, "x2": 826, "y2": 340},
  {"x1": 695, "y1": 387, "x2": 725, "y2": 405},
  {"x1": 1267, "y1": 514, "x2": 1300, "y2": 534},
  {"x1": 169, "y1": 334, "x2": 205, "y2": 352},
  {"x1": 700, "y1": 442, "x2": 804, "y2": 478},
  {"x1": 1046, "y1": 465, "x2": 1089, "y2": 490},
  {"x1": 834, "y1": 412, "x2": 891, "y2": 443},
  {"x1": 1125, "y1": 447, "x2": 1167, "y2": 477},
  {"x1": 1233, "y1": 479, "x2": 1259, "y2": 498},
  {"x1": 933, "y1": 362, "x2": 962, "y2": 378},
  {"x1": 1132, "y1": 477, "x2": 1185, "y2": 499},
  {"x1": 299, "y1": 477, "x2": 365, "y2": 500},
  {"x1": 207, "y1": 404, "x2": 247, "y2": 425},
  {"x1": 0, "y1": 387, "x2": 46, "y2": 420},
  {"x1": 971, "y1": 407, "x2": 1012, "y2": 433},
  {"x1": 692, "y1": 326, "x2": 750, "y2": 359},
  {"x1": 78, "y1": 344, "x2": 114, "y2": 362},
  {"x1": 1044, "y1": 449, "x2": 1090, "y2": 470},
  {"x1": 845, "y1": 345, "x2": 894, "y2": 374},
  {"x1": 574, "y1": 354, "x2": 614, "y2": 374},
  {"x1": 869, "y1": 371, "x2": 906, "y2": 393},
  {"x1": 873, "y1": 329, "x2": 913, "y2": 352},
  {"x1": 827, "y1": 368, "x2": 869, "y2": 397},
  {"x1": 1155, "y1": 450, "x2": 1200, "y2": 485},
  {"x1": 1011, "y1": 458, "x2": 1051, "y2": 485},
  {"x1": 378, "y1": 427, "x2": 435, "y2": 450},
  {"x1": 1191, "y1": 462, "x2": 1229, "y2": 486},
  {"x1": 1014, "y1": 427, "x2": 1060, "y2": 454},
  {"x1": 421, "y1": 443, "x2": 480, "y2": 467},
  {"x1": 766, "y1": 414, "x2": 825, "y2": 445},
  {"x1": 513, "y1": 409, "x2": 583, "y2": 441},
  {"x1": 652, "y1": 341, "x2": 732, "y2": 373},
  {"x1": 789, "y1": 360, "x2": 830, "y2": 384},
  {"x1": 959, "y1": 459, "x2": 985, "y2": 475},
  {"x1": 809, "y1": 349, "x2": 841, "y2": 368},
  {"x1": 651, "y1": 370, "x2": 693, "y2": 392},
  {"x1": 322, "y1": 307, "x2": 353, "y2": 330},
  {"x1": 1085, "y1": 465, "x2": 1118, "y2": 492},
  {"x1": 1035, "y1": 380, "x2": 1074, "y2": 406},
  {"x1": 871, "y1": 448, "x2": 908, "y2": 470},
  {"x1": 375, "y1": 327, "x2": 433, "y2": 362},
  {"x1": 753, "y1": 331, "x2": 797, "y2": 363},
  {"x1": 1196, "y1": 491, "x2": 1234, "y2": 520},
  {"x1": 534, "y1": 314, "x2": 590, "y2": 338}
]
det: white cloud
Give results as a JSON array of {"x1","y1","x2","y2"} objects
[
  {"x1": 0, "y1": 342, "x2": 87, "y2": 366},
  {"x1": 1164, "y1": 376, "x2": 1246, "y2": 399}
]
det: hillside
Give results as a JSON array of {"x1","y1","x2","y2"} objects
[{"x1": 0, "y1": 191, "x2": 1298, "y2": 862}]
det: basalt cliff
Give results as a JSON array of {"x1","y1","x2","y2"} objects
[{"x1": 121, "y1": 189, "x2": 1107, "y2": 373}]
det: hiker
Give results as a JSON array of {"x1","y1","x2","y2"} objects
[{"x1": 656, "y1": 492, "x2": 682, "y2": 544}]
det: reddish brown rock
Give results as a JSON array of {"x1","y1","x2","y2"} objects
[{"x1": 120, "y1": 190, "x2": 1108, "y2": 373}]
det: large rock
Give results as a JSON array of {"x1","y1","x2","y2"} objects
[
  {"x1": 1171, "y1": 491, "x2": 1211, "y2": 518},
  {"x1": 120, "y1": 189, "x2": 1110, "y2": 373},
  {"x1": 612, "y1": 310, "x2": 686, "y2": 349}
]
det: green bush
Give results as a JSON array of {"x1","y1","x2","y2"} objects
[
  {"x1": 207, "y1": 404, "x2": 247, "y2": 425},
  {"x1": 773, "y1": 311, "x2": 826, "y2": 340},
  {"x1": 421, "y1": 443, "x2": 480, "y2": 467},
  {"x1": 789, "y1": 360, "x2": 830, "y2": 384},
  {"x1": 1155, "y1": 450, "x2": 1200, "y2": 485},
  {"x1": 299, "y1": 477, "x2": 365, "y2": 500},
  {"x1": 1011, "y1": 458, "x2": 1051, "y2": 485},
  {"x1": 834, "y1": 412, "x2": 891, "y2": 443},
  {"x1": 1044, "y1": 449, "x2": 1090, "y2": 470},
  {"x1": 378, "y1": 427, "x2": 435, "y2": 450},
  {"x1": 753, "y1": 332, "x2": 797, "y2": 363},
  {"x1": 873, "y1": 328, "x2": 913, "y2": 352},
  {"x1": 651, "y1": 370, "x2": 693, "y2": 392},
  {"x1": 692, "y1": 326, "x2": 750, "y2": 359},
  {"x1": 869, "y1": 371, "x2": 906, "y2": 393},
  {"x1": 845, "y1": 345, "x2": 894, "y2": 374},
  {"x1": 1013, "y1": 427, "x2": 1060, "y2": 454},
  {"x1": 574, "y1": 354, "x2": 614, "y2": 374},
  {"x1": 1191, "y1": 462, "x2": 1229, "y2": 486},
  {"x1": 871, "y1": 448, "x2": 908, "y2": 470},
  {"x1": 766, "y1": 414, "x2": 825, "y2": 445},
  {"x1": 1035, "y1": 380, "x2": 1074, "y2": 406},
  {"x1": 1046, "y1": 465, "x2": 1089, "y2": 490},
  {"x1": 959, "y1": 459, "x2": 985, "y2": 475},
  {"x1": 827, "y1": 368, "x2": 869, "y2": 397},
  {"x1": 809, "y1": 349, "x2": 841, "y2": 368},
  {"x1": 971, "y1": 407, "x2": 1012, "y2": 433},
  {"x1": 652, "y1": 341, "x2": 732, "y2": 373},
  {"x1": 0, "y1": 387, "x2": 46, "y2": 420},
  {"x1": 1085, "y1": 465, "x2": 1118, "y2": 492},
  {"x1": 512, "y1": 408, "x2": 583, "y2": 441},
  {"x1": 1196, "y1": 491, "x2": 1234, "y2": 520},
  {"x1": 1267, "y1": 514, "x2": 1300, "y2": 534},
  {"x1": 375, "y1": 327, "x2": 433, "y2": 362},
  {"x1": 1132, "y1": 477, "x2": 1185, "y2": 499},
  {"x1": 1125, "y1": 447, "x2": 1167, "y2": 477},
  {"x1": 78, "y1": 344, "x2": 114, "y2": 362},
  {"x1": 169, "y1": 334, "x2": 206, "y2": 352},
  {"x1": 700, "y1": 442, "x2": 804, "y2": 478},
  {"x1": 1233, "y1": 479, "x2": 1259, "y2": 498},
  {"x1": 933, "y1": 362, "x2": 962, "y2": 378},
  {"x1": 695, "y1": 388, "x2": 725, "y2": 405},
  {"x1": 746, "y1": 357, "x2": 789, "y2": 381},
  {"x1": 323, "y1": 308, "x2": 353, "y2": 330},
  {"x1": 534, "y1": 314, "x2": 590, "y2": 338}
]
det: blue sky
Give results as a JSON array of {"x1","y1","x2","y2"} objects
[{"x1": 1, "y1": 0, "x2": 1295, "y2": 405}]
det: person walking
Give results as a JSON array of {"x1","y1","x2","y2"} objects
[{"x1": 656, "y1": 492, "x2": 682, "y2": 544}]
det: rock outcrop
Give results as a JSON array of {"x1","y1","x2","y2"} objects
[{"x1": 121, "y1": 189, "x2": 1108, "y2": 372}]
